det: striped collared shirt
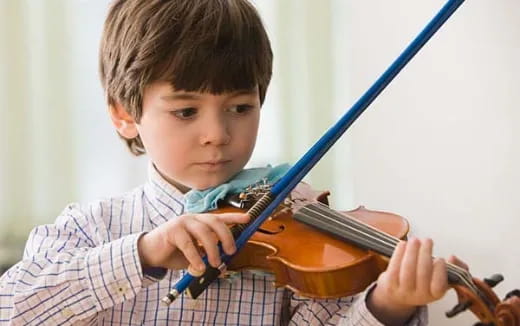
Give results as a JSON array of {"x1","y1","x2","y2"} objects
[{"x1": 0, "y1": 164, "x2": 427, "y2": 325}]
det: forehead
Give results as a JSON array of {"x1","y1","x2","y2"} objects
[{"x1": 147, "y1": 82, "x2": 259, "y2": 100}]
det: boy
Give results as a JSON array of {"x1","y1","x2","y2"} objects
[{"x1": 0, "y1": 0, "x2": 464, "y2": 325}]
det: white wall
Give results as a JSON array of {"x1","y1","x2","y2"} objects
[{"x1": 333, "y1": 1, "x2": 519, "y2": 324}]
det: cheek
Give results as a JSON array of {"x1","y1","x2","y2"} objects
[
  {"x1": 158, "y1": 135, "x2": 194, "y2": 168},
  {"x1": 250, "y1": 117, "x2": 260, "y2": 143},
  {"x1": 235, "y1": 118, "x2": 259, "y2": 153},
  {"x1": 137, "y1": 118, "x2": 188, "y2": 163}
]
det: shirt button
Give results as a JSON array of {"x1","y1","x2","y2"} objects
[{"x1": 115, "y1": 284, "x2": 127, "y2": 295}]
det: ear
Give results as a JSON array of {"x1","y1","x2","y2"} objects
[{"x1": 108, "y1": 102, "x2": 139, "y2": 139}]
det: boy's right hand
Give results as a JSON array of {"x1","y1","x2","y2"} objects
[{"x1": 137, "y1": 213, "x2": 250, "y2": 273}]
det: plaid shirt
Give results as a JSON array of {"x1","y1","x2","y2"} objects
[{"x1": 0, "y1": 164, "x2": 427, "y2": 325}]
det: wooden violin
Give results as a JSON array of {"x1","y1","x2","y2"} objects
[{"x1": 206, "y1": 183, "x2": 520, "y2": 326}]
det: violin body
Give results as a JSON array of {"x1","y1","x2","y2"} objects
[
  {"x1": 217, "y1": 184, "x2": 409, "y2": 299},
  {"x1": 227, "y1": 205, "x2": 407, "y2": 298}
]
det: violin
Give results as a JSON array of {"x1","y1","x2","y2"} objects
[
  {"x1": 212, "y1": 183, "x2": 520, "y2": 326},
  {"x1": 222, "y1": 183, "x2": 408, "y2": 299}
]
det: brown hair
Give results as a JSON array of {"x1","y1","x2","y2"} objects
[{"x1": 99, "y1": 0, "x2": 273, "y2": 155}]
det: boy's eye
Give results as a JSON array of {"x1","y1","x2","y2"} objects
[
  {"x1": 228, "y1": 104, "x2": 254, "y2": 114},
  {"x1": 172, "y1": 108, "x2": 197, "y2": 119}
]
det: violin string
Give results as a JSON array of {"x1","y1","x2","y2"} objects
[
  {"x1": 300, "y1": 203, "x2": 399, "y2": 254},
  {"x1": 297, "y1": 203, "x2": 483, "y2": 300}
]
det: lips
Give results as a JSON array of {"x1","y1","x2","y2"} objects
[
  {"x1": 194, "y1": 159, "x2": 231, "y2": 170},
  {"x1": 200, "y1": 160, "x2": 230, "y2": 164},
  {"x1": 197, "y1": 159, "x2": 231, "y2": 165}
]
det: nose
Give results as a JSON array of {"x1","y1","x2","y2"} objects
[{"x1": 199, "y1": 115, "x2": 231, "y2": 146}]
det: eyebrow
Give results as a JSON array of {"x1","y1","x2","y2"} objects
[{"x1": 160, "y1": 89, "x2": 257, "y2": 101}]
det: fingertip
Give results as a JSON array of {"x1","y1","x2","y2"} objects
[
  {"x1": 448, "y1": 255, "x2": 469, "y2": 271},
  {"x1": 224, "y1": 243, "x2": 237, "y2": 255},
  {"x1": 448, "y1": 255, "x2": 462, "y2": 265}
]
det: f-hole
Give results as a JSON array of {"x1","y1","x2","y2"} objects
[{"x1": 257, "y1": 225, "x2": 285, "y2": 235}]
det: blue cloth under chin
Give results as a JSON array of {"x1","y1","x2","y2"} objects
[{"x1": 184, "y1": 163, "x2": 291, "y2": 213}]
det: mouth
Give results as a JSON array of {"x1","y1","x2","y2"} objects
[{"x1": 194, "y1": 160, "x2": 232, "y2": 170}]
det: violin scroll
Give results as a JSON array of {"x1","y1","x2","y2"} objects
[{"x1": 448, "y1": 273, "x2": 520, "y2": 326}]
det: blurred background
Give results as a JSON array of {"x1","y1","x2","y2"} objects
[{"x1": 1, "y1": 0, "x2": 519, "y2": 324}]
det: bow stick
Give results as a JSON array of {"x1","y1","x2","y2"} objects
[{"x1": 162, "y1": 0, "x2": 466, "y2": 304}]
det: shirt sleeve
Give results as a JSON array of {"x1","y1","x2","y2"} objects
[
  {"x1": 0, "y1": 204, "x2": 146, "y2": 325},
  {"x1": 287, "y1": 283, "x2": 428, "y2": 326}
]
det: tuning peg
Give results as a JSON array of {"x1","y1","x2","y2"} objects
[
  {"x1": 505, "y1": 289, "x2": 520, "y2": 300},
  {"x1": 446, "y1": 301, "x2": 472, "y2": 318},
  {"x1": 483, "y1": 274, "x2": 504, "y2": 288}
]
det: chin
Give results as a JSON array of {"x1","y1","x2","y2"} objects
[
  {"x1": 187, "y1": 168, "x2": 242, "y2": 191},
  {"x1": 190, "y1": 178, "x2": 227, "y2": 191}
]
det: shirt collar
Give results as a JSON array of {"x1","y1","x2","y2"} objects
[{"x1": 144, "y1": 162, "x2": 185, "y2": 226}]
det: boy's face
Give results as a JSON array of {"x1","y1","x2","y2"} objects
[{"x1": 135, "y1": 82, "x2": 261, "y2": 192}]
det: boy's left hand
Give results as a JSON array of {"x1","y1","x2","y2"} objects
[{"x1": 366, "y1": 237, "x2": 468, "y2": 325}]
